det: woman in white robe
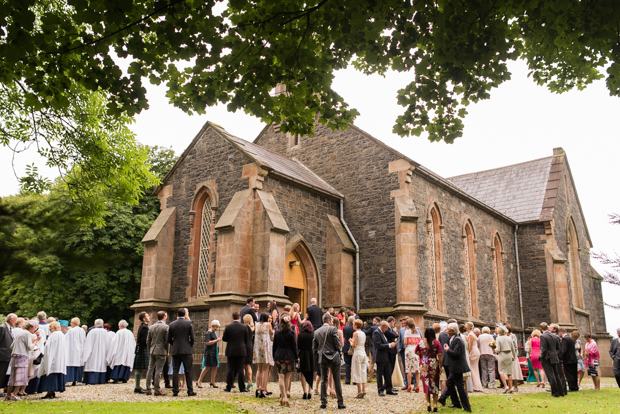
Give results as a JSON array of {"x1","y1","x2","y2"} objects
[
  {"x1": 107, "y1": 320, "x2": 136, "y2": 383},
  {"x1": 82, "y1": 319, "x2": 109, "y2": 384},
  {"x1": 65, "y1": 318, "x2": 85, "y2": 385},
  {"x1": 39, "y1": 322, "x2": 67, "y2": 398}
]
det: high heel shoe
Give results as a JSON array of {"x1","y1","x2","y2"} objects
[
  {"x1": 407, "y1": 385, "x2": 412, "y2": 392},
  {"x1": 427, "y1": 406, "x2": 431, "y2": 412},
  {"x1": 196, "y1": 383, "x2": 203, "y2": 388},
  {"x1": 247, "y1": 382, "x2": 253, "y2": 390},
  {"x1": 209, "y1": 383, "x2": 218, "y2": 388}
]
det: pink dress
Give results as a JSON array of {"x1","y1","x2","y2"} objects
[
  {"x1": 468, "y1": 333, "x2": 483, "y2": 391},
  {"x1": 530, "y1": 337, "x2": 543, "y2": 369}
]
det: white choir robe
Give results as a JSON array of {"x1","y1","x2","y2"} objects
[
  {"x1": 25, "y1": 331, "x2": 45, "y2": 394},
  {"x1": 106, "y1": 328, "x2": 136, "y2": 382},
  {"x1": 39, "y1": 330, "x2": 67, "y2": 392},
  {"x1": 82, "y1": 327, "x2": 110, "y2": 384},
  {"x1": 65, "y1": 326, "x2": 86, "y2": 383}
]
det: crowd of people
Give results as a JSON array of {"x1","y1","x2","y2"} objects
[
  {"x1": 0, "y1": 311, "x2": 162, "y2": 400},
  {"x1": 1, "y1": 302, "x2": 618, "y2": 412}
]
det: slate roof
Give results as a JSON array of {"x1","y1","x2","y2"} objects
[
  {"x1": 209, "y1": 123, "x2": 343, "y2": 198},
  {"x1": 447, "y1": 157, "x2": 553, "y2": 223}
]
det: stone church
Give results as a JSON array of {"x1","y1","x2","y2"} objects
[{"x1": 132, "y1": 118, "x2": 610, "y2": 372}]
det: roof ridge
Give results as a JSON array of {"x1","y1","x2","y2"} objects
[{"x1": 448, "y1": 155, "x2": 553, "y2": 180}]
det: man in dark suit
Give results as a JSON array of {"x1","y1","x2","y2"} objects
[
  {"x1": 438, "y1": 319, "x2": 456, "y2": 403},
  {"x1": 222, "y1": 311, "x2": 251, "y2": 393},
  {"x1": 372, "y1": 321, "x2": 398, "y2": 396},
  {"x1": 306, "y1": 297, "x2": 323, "y2": 331},
  {"x1": 168, "y1": 308, "x2": 196, "y2": 397},
  {"x1": 240, "y1": 297, "x2": 257, "y2": 323},
  {"x1": 559, "y1": 328, "x2": 579, "y2": 391},
  {"x1": 439, "y1": 322, "x2": 471, "y2": 412},
  {"x1": 385, "y1": 316, "x2": 398, "y2": 388},
  {"x1": 540, "y1": 323, "x2": 566, "y2": 397},
  {"x1": 365, "y1": 317, "x2": 381, "y2": 383},
  {"x1": 0, "y1": 314, "x2": 17, "y2": 398},
  {"x1": 342, "y1": 316, "x2": 355, "y2": 384},
  {"x1": 313, "y1": 313, "x2": 345, "y2": 409}
]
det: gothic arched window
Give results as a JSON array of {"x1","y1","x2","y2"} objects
[
  {"x1": 190, "y1": 190, "x2": 215, "y2": 298},
  {"x1": 567, "y1": 219, "x2": 584, "y2": 309},
  {"x1": 463, "y1": 220, "x2": 478, "y2": 318},
  {"x1": 492, "y1": 233, "x2": 507, "y2": 322},
  {"x1": 428, "y1": 204, "x2": 444, "y2": 312}
]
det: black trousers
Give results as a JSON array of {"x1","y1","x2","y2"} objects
[
  {"x1": 172, "y1": 354, "x2": 193, "y2": 394},
  {"x1": 388, "y1": 352, "x2": 396, "y2": 374},
  {"x1": 0, "y1": 359, "x2": 8, "y2": 391},
  {"x1": 541, "y1": 360, "x2": 565, "y2": 397},
  {"x1": 226, "y1": 356, "x2": 246, "y2": 391},
  {"x1": 343, "y1": 353, "x2": 352, "y2": 384},
  {"x1": 376, "y1": 361, "x2": 393, "y2": 393},
  {"x1": 563, "y1": 363, "x2": 579, "y2": 391},
  {"x1": 320, "y1": 360, "x2": 343, "y2": 404},
  {"x1": 446, "y1": 371, "x2": 471, "y2": 411},
  {"x1": 439, "y1": 365, "x2": 450, "y2": 401},
  {"x1": 163, "y1": 356, "x2": 170, "y2": 384}
]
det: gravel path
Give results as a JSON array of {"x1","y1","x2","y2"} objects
[{"x1": 11, "y1": 378, "x2": 616, "y2": 413}]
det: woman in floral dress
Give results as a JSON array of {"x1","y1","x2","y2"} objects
[
  {"x1": 415, "y1": 327, "x2": 443, "y2": 412},
  {"x1": 253, "y1": 313, "x2": 274, "y2": 398}
]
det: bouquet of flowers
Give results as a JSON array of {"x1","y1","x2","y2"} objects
[{"x1": 489, "y1": 339, "x2": 497, "y2": 350}]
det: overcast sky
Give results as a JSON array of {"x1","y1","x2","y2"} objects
[{"x1": 1, "y1": 59, "x2": 618, "y2": 335}]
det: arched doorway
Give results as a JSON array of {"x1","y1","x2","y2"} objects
[
  {"x1": 284, "y1": 240, "x2": 320, "y2": 310},
  {"x1": 285, "y1": 250, "x2": 306, "y2": 310}
]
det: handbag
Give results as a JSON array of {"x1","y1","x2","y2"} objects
[
  {"x1": 33, "y1": 353, "x2": 44, "y2": 365},
  {"x1": 347, "y1": 346, "x2": 355, "y2": 356}
]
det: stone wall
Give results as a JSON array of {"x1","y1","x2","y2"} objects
[
  {"x1": 262, "y1": 176, "x2": 341, "y2": 304},
  {"x1": 552, "y1": 158, "x2": 607, "y2": 335},
  {"x1": 163, "y1": 127, "x2": 251, "y2": 305},
  {"x1": 517, "y1": 223, "x2": 551, "y2": 329},
  {"x1": 256, "y1": 123, "x2": 519, "y2": 327},
  {"x1": 412, "y1": 175, "x2": 519, "y2": 326},
  {"x1": 256, "y1": 124, "x2": 401, "y2": 310}
]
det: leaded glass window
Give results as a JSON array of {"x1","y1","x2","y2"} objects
[{"x1": 197, "y1": 196, "x2": 213, "y2": 297}]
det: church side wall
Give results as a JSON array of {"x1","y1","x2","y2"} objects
[
  {"x1": 262, "y1": 177, "x2": 341, "y2": 303},
  {"x1": 412, "y1": 176, "x2": 519, "y2": 326},
  {"x1": 552, "y1": 164, "x2": 607, "y2": 335},
  {"x1": 517, "y1": 223, "x2": 551, "y2": 329}
]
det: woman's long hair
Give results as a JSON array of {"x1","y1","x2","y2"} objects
[
  {"x1": 424, "y1": 326, "x2": 436, "y2": 344},
  {"x1": 279, "y1": 317, "x2": 291, "y2": 332}
]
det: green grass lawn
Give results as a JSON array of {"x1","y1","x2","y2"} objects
[
  {"x1": 467, "y1": 388, "x2": 620, "y2": 413},
  {"x1": 0, "y1": 400, "x2": 251, "y2": 414}
]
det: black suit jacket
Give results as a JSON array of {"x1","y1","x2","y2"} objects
[
  {"x1": 306, "y1": 305, "x2": 323, "y2": 330},
  {"x1": 0, "y1": 322, "x2": 13, "y2": 361},
  {"x1": 372, "y1": 328, "x2": 392, "y2": 363},
  {"x1": 561, "y1": 334, "x2": 578, "y2": 364},
  {"x1": 222, "y1": 321, "x2": 250, "y2": 357},
  {"x1": 540, "y1": 330, "x2": 561, "y2": 364},
  {"x1": 439, "y1": 331, "x2": 450, "y2": 367},
  {"x1": 342, "y1": 323, "x2": 354, "y2": 354},
  {"x1": 385, "y1": 327, "x2": 398, "y2": 356},
  {"x1": 446, "y1": 335, "x2": 470, "y2": 374},
  {"x1": 240, "y1": 304, "x2": 257, "y2": 322},
  {"x1": 168, "y1": 317, "x2": 195, "y2": 355}
]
